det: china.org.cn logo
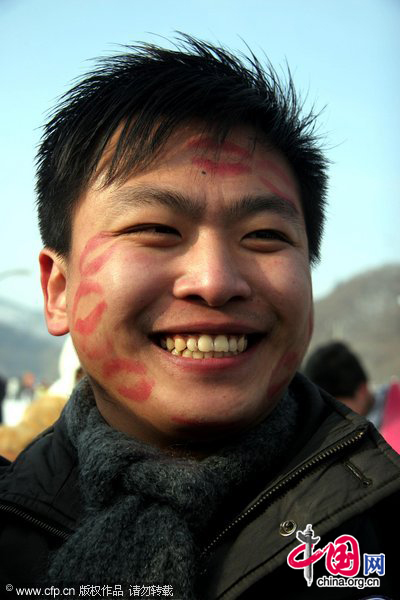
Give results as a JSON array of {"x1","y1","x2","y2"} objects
[{"x1": 287, "y1": 524, "x2": 385, "y2": 590}]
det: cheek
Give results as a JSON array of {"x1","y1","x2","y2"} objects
[
  {"x1": 74, "y1": 301, "x2": 108, "y2": 335},
  {"x1": 258, "y1": 257, "x2": 312, "y2": 316},
  {"x1": 307, "y1": 307, "x2": 314, "y2": 342},
  {"x1": 108, "y1": 248, "x2": 173, "y2": 314},
  {"x1": 267, "y1": 351, "x2": 301, "y2": 399},
  {"x1": 263, "y1": 264, "x2": 312, "y2": 400},
  {"x1": 70, "y1": 244, "x2": 165, "y2": 405}
]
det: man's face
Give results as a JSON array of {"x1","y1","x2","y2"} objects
[{"x1": 42, "y1": 124, "x2": 313, "y2": 448}]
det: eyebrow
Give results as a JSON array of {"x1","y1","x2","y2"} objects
[{"x1": 107, "y1": 184, "x2": 303, "y2": 226}]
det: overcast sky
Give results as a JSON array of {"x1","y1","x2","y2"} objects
[{"x1": 1, "y1": 0, "x2": 399, "y2": 310}]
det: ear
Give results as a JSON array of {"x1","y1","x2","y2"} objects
[{"x1": 39, "y1": 248, "x2": 70, "y2": 336}]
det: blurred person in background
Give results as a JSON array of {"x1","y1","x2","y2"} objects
[
  {"x1": 0, "y1": 35, "x2": 399, "y2": 599},
  {"x1": 18, "y1": 371, "x2": 36, "y2": 401},
  {"x1": 303, "y1": 342, "x2": 374, "y2": 416},
  {"x1": 0, "y1": 336, "x2": 81, "y2": 461},
  {"x1": 304, "y1": 341, "x2": 400, "y2": 452}
]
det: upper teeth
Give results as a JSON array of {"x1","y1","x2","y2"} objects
[{"x1": 160, "y1": 334, "x2": 248, "y2": 358}]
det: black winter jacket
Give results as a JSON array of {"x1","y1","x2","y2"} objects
[{"x1": 0, "y1": 374, "x2": 399, "y2": 599}]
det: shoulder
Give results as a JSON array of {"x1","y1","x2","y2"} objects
[
  {"x1": 0, "y1": 413, "x2": 79, "y2": 585},
  {"x1": 0, "y1": 410, "x2": 81, "y2": 535},
  {"x1": 202, "y1": 375, "x2": 400, "y2": 599}
]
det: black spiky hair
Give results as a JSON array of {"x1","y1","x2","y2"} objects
[{"x1": 36, "y1": 33, "x2": 328, "y2": 262}]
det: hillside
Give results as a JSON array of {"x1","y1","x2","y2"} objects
[
  {"x1": 0, "y1": 298, "x2": 63, "y2": 383},
  {"x1": 306, "y1": 263, "x2": 400, "y2": 385}
]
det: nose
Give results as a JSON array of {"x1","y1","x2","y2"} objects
[{"x1": 172, "y1": 231, "x2": 252, "y2": 307}]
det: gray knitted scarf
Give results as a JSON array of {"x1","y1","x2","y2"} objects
[{"x1": 47, "y1": 378, "x2": 299, "y2": 599}]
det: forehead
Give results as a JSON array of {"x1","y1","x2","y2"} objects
[
  {"x1": 142, "y1": 124, "x2": 298, "y2": 189},
  {"x1": 79, "y1": 123, "x2": 303, "y2": 225}
]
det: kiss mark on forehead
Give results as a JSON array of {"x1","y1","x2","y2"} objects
[
  {"x1": 187, "y1": 137, "x2": 299, "y2": 208},
  {"x1": 188, "y1": 137, "x2": 253, "y2": 178},
  {"x1": 258, "y1": 176, "x2": 298, "y2": 208},
  {"x1": 185, "y1": 137, "x2": 252, "y2": 160},
  {"x1": 192, "y1": 157, "x2": 251, "y2": 176},
  {"x1": 256, "y1": 160, "x2": 297, "y2": 194}
]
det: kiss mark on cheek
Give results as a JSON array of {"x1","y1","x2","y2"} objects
[
  {"x1": 78, "y1": 335, "x2": 113, "y2": 362},
  {"x1": 117, "y1": 379, "x2": 153, "y2": 403},
  {"x1": 80, "y1": 343, "x2": 108, "y2": 361},
  {"x1": 72, "y1": 281, "x2": 103, "y2": 320},
  {"x1": 102, "y1": 357, "x2": 147, "y2": 377},
  {"x1": 74, "y1": 301, "x2": 107, "y2": 335},
  {"x1": 81, "y1": 245, "x2": 116, "y2": 277},
  {"x1": 79, "y1": 233, "x2": 111, "y2": 273},
  {"x1": 192, "y1": 157, "x2": 251, "y2": 176}
]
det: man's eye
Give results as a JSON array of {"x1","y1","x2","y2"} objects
[
  {"x1": 123, "y1": 224, "x2": 181, "y2": 236},
  {"x1": 245, "y1": 229, "x2": 290, "y2": 242},
  {"x1": 119, "y1": 224, "x2": 182, "y2": 247}
]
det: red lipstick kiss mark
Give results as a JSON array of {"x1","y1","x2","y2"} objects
[
  {"x1": 256, "y1": 160, "x2": 297, "y2": 195},
  {"x1": 79, "y1": 335, "x2": 114, "y2": 361},
  {"x1": 117, "y1": 380, "x2": 153, "y2": 403},
  {"x1": 186, "y1": 137, "x2": 252, "y2": 160},
  {"x1": 80, "y1": 342, "x2": 107, "y2": 361},
  {"x1": 258, "y1": 176, "x2": 297, "y2": 207},
  {"x1": 103, "y1": 357, "x2": 147, "y2": 377},
  {"x1": 81, "y1": 245, "x2": 115, "y2": 277},
  {"x1": 72, "y1": 281, "x2": 103, "y2": 321},
  {"x1": 74, "y1": 301, "x2": 107, "y2": 335},
  {"x1": 79, "y1": 233, "x2": 110, "y2": 274},
  {"x1": 192, "y1": 157, "x2": 251, "y2": 176}
]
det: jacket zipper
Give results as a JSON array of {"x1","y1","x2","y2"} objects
[
  {"x1": 200, "y1": 427, "x2": 366, "y2": 561},
  {"x1": 0, "y1": 501, "x2": 71, "y2": 541}
]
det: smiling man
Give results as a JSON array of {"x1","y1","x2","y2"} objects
[{"x1": 0, "y1": 36, "x2": 399, "y2": 599}]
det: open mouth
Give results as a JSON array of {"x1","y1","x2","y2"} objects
[{"x1": 153, "y1": 333, "x2": 261, "y2": 359}]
